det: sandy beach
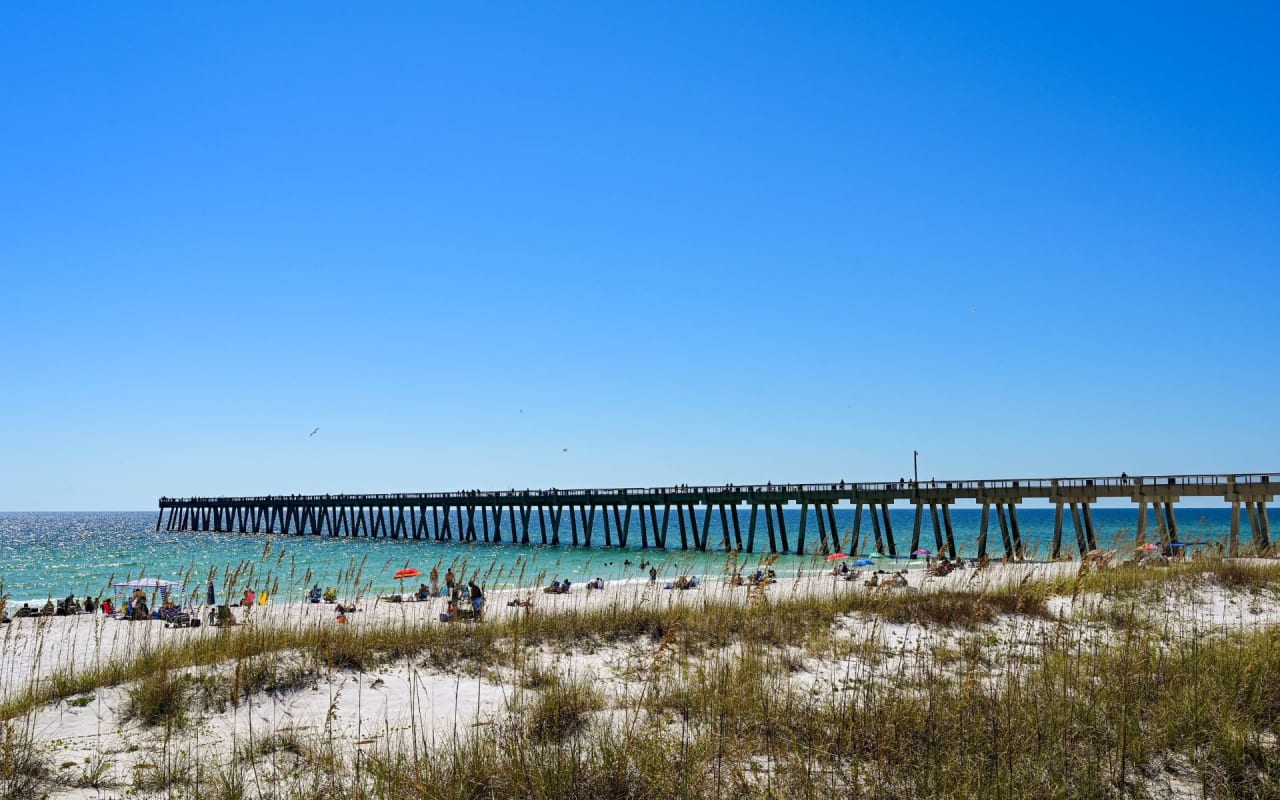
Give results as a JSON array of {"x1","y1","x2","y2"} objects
[
  {"x1": 5, "y1": 558, "x2": 1279, "y2": 799},
  {"x1": 3, "y1": 560, "x2": 1073, "y2": 698}
]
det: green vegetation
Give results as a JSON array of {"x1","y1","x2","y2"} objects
[{"x1": 2, "y1": 557, "x2": 1279, "y2": 798}]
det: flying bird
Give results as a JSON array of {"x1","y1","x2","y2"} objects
[
  {"x1": 309, "y1": 427, "x2": 320, "y2": 437},
  {"x1": 562, "y1": 448, "x2": 568, "y2": 453}
]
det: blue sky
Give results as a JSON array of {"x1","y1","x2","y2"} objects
[{"x1": 2, "y1": 3, "x2": 1277, "y2": 510}]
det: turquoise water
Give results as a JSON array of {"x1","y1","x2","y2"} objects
[{"x1": 0, "y1": 507, "x2": 1255, "y2": 604}]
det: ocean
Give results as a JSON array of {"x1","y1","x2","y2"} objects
[{"x1": 0, "y1": 507, "x2": 1254, "y2": 605}]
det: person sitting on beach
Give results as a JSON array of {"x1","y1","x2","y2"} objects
[
  {"x1": 891, "y1": 571, "x2": 909, "y2": 588},
  {"x1": 309, "y1": 584, "x2": 322, "y2": 603},
  {"x1": 84, "y1": 596, "x2": 96, "y2": 613},
  {"x1": 559, "y1": 580, "x2": 571, "y2": 594},
  {"x1": 544, "y1": 579, "x2": 562, "y2": 594},
  {"x1": 417, "y1": 583, "x2": 430, "y2": 601},
  {"x1": 865, "y1": 573, "x2": 880, "y2": 587},
  {"x1": 507, "y1": 597, "x2": 533, "y2": 608},
  {"x1": 336, "y1": 604, "x2": 348, "y2": 624},
  {"x1": 730, "y1": 573, "x2": 744, "y2": 586},
  {"x1": 100, "y1": 599, "x2": 113, "y2": 616}
]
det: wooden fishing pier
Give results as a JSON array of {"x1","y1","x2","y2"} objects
[{"x1": 158, "y1": 472, "x2": 1275, "y2": 559}]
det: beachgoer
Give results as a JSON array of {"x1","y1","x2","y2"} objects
[
  {"x1": 430, "y1": 566, "x2": 440, "y2": 595},
  {"x1": 544, "y1": 579, "x2": 562, "y2": 594},
  {"x1": 648, "y1": 567, "x2": 658, "y2": 581},
  {"x1": 468, "y1": 580, "x2": 483, "y2": 602},
  {"x1": 309, "y1": 584, "x2": 322, "y2": 603},
  {"x1": 445, "y1": 569, "x2": 456, "y2": 590}
]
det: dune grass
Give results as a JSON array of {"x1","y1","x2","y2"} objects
[{"x1": 2, "y1": 557, "x2": 1279, "y2": 798}]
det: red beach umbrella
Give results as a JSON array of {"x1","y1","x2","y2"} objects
[
  {"x1": 394, "y1": 567, "x2": 422, "y2": 580},
  {"x1": 825, "y1": 553, "x2": 850, "y2": 561}
]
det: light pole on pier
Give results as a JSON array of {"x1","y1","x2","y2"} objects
[{"x1": 913, "y1": 450, "x2": 919, "y2": 485}]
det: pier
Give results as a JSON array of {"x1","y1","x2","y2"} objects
[{"x1": 158, "y1": 472, "x2": 1275, "y2": 559}]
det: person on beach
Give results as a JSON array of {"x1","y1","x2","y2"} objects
[
  {"x1": 544, "y1": 579, "x2": 562, "y2": 593},
  {"x1": 430, "y1": 566, "x2": 440, "y2": 596},
  {"x1": 445, "y1": 569, "x2": 456, "y2": 591},
  {"x1": 309, "y1": 584, "x2": 322, "y2": 603},
  {"x1": 648, "y1": 566, "x2": 658, "y2": 581},
  {"x1": 468, "y1": 580, "x2": 483, "y2": 602}
]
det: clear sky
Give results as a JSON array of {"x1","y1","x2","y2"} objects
[{"x1": 2, "y1": 3, "x2": 1277, "y2": 510}]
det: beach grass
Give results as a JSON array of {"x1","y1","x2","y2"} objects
[{"x1": 2, "y1": 556, "x2": 1279, "y2": 798}]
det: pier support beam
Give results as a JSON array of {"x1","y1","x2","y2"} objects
[{"x1": 879, "y1": 503, "x2": 895, "y2": 557}]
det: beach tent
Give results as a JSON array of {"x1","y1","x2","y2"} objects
[{"x1": 113, "y1": 579, "x2": 185, "y2": 601}]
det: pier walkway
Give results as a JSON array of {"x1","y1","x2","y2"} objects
[{"x1": 159, "y1": 472, "x2": 1275, "y2": 560}]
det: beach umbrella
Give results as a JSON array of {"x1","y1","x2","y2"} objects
[
  {"x1": 1139, "y1": 543, "x2": 1159, "y2": 551},
  {"x1": 869, "y1": 552, "x2": 888, "y2": 559},
  {"x1": 912, "y1": 549, "x2": 932, "y2": 556},
  {"x1": 825, "y1": 553, "x2": 850, "y2": 561},
  {"x1": 853, "y1": 559, "x2": 875, "y2": 567},
  {"x1": 394, "y1": 566, "x2": 422, "y2": 593}
]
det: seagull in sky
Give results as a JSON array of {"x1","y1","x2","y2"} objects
[
  {"x1": 562, "y1": 448, "x2": 569, "y2": 453},
  {"x1": 309, "y1": 427, "x2": 320, "y2": 437}
]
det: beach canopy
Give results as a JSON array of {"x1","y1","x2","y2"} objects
[
  {"x1": 868, "y1": 552, "x2": 889, "y2": 559},
  {"x1": 394, "y1": 567, "x2": 422, "y2": 580},
  {"x1": 853, "y1": 559, "x2": 875, "y2": 566},
  {"x1": 912, "y1": 549, "x2": 932, "y2": 556},
  {"x1": 113, "y1": 579, "x2": 184, "y2": 591},
  {"x1": 825, "y1": 553, "x2": 849, "y2": 561}
]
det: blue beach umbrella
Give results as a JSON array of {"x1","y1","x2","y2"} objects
[{"x1": 853, "y1": 559, "x2": 874, "y2": 567}]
